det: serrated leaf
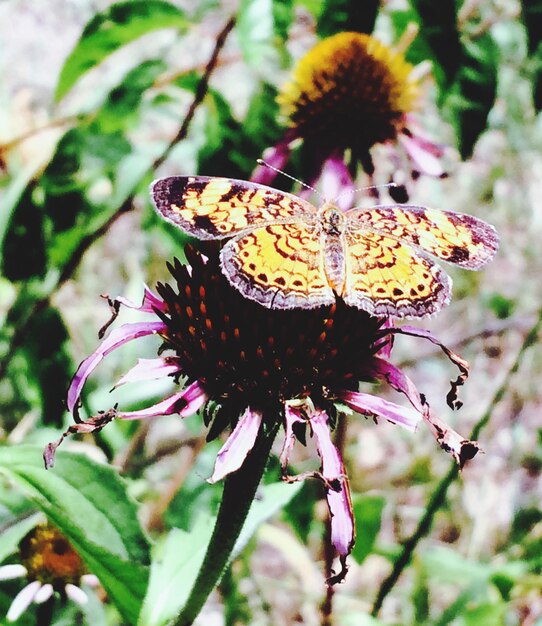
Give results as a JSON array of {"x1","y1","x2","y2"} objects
[
  {"x1": 317, "y1": 0, "x2": 379, "y2": 36},
  {"x1": 139, "y1": 481, "x2": 302, "y2": 626},
  {"x1": 55, "y1": 0, "x2": 187, "y2": 101},
  {"x1": 0, "y1": 446, "x2": 150, "y2": 625}
]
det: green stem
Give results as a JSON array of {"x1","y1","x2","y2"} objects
[
  {"x1": 172, "y1": 422, "x2": 279, "y2": 626},
  {"x1": 370, "y1": 308, "x2": 542, "y2": 616}
]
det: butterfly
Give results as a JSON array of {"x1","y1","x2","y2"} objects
[{"x1": 151, "y1": 176, "x2": 498, "y2": 318}]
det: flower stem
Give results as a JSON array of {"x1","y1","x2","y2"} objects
[{"x1": 172, "y1": 422, "x2": 279, "y2": 626}]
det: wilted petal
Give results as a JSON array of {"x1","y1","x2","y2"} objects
[
  {"x1": 280, "y1": 403, "x2": 305, "y2": 472},
  {"x1": 114, "y1": 285, "x2": 168, "y2": 314},
  {"x1": 368, "y1": 356, "x2": 426, "y2": 414},
  {"x1": 65, "y1": 583, "x2": 89, "y2": 606},
  {"x1": 310, "y1": 409, "x2": 354, "y2": 557},
  {"x1": 34, "y1": 583, "x2": 53, "y2": 604},
  {"x1": 113, "y1": 357, "x2": 182, "y2": 388},
  {"x1": 423, "y1": 409, "x2": 480, "y2": 469},
  {"x1": 7, "y1": 580, "x2": 41, "y2": 622},
  {"x1": 339, "y1": 389, "x2": 421, "y2": 431},
  {"x1": 399, "y1": 131, "x2": 445, "y2": 177},
  {"x1": 118, "y1": 381, "x2": 207, "y2": 420},
  {"x1": 0, "y1": 564, "x2": 27, "y2": 581},
  {"x1": 67, "y1": 321, "x2": 167, "y2": 416},
  {"x1": 208, "y1": 407, "x2": 263, "y2": 484}
]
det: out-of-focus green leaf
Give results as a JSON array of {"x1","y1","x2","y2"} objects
[
  {"x1": 409, "y1": 0, "x2": 462, "y2": 87},
  {"x1": 521, "y1": 0, "x2": 542, "y2": 55},
  {"x1": 55, "y1": 0, "x2": 187, "y2": 101},
  {"x1": 238, "y1": 0, "x2": 281, "y2": 70},
  {"x1": 351, "y1": 493, "x2": 386, "y2": 565},
  {"x1": 1, "y1": 183, "x2": 46, "y2": 281},
  {"x1": 0, "y1": 513, "x2": 42, "y2": 564},
  {"x1": 0, "y1": 446, "x2": 150, "y2": 625},
  {"x1": 444, "y1": 33, "x2": 499, "y2": 158},
  {"x1": 141, "y1": 480, "x2": 302, "y2": 626},
  {"x1": 21, "y1": 307, "x2": 72, "y2": 425},
  {"x1": 317, "y1": 0, "x2": 379, "y2": 36}
]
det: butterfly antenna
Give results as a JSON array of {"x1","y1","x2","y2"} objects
[
  {"x1": 256, "y1": 159, "x2": 321, "y2": 198},
  {"x1": 336, "y1": 181, "x2": 398, "y2": 202}
]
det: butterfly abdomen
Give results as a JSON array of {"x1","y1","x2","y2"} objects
[{"x1": 320, "y1": 205, "x2": 347, "y2": 296}]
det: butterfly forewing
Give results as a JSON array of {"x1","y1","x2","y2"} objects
[
  {"x1": 346, "y1": 205, "x2": 499, "y2": 269},
  {"x1": 152, "y1": 176, "x2": 314, "y2": 240}
]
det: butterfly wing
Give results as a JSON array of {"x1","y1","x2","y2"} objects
[
  {"x1": 220, "y1": 222, "x2": 335, "y2": 309},
  {"x1": 346, "y1": 205, "x2": 498, "y2": 269},
  {"x1": 343, "y1": 228, "x2": 451, "y2": 318},
  {"x1": 152, "y1": 176, "x2": 315, "y2": 240}
]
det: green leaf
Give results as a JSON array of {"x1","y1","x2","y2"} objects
[
  {"x1": 21, "y1": 307, "x2": 73, "y2": 425},
  {"x1": 351, "y1": 493, "x2": 386, "y2": 565},
  {"x1": 141, "y1": 480, "x2": 302, "y2": 626},
  {"x1": 0, "y1": 513, "x2": 43, "y2": 564},
  {"x1": 444, "y1": 33, "x2": 499, "y2": 158},
  {"x1": 317, "y1": 0, "x2": 379, "y2": 36},
  {"x1": 238, "y1": 0, "x2": 281, "y2": 70},
  {"x1": 409, "y1": 0, "x2": 462, "y2": 87},
  {"x1": 55, "y1": 0, "x2": 187, "y2": 101},
  {"x1": 0, "y1": 446, "x2": 150, "y2": 625}
]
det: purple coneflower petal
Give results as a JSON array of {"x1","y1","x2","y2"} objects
[
  {"x1": 6, "y1": 580, "x2": 41, "y2": 622},
  {"x1": 339, "y1": 389, "x2": 421, "y2": 432},
  {"x1": 399, "y1": 131, "x2": 445, "y2": 177},
  {"x1": 368, "y1": 356, "x2": 426, "y2": 414},
  {"x1": 208, "y1": 407, "x2": 263, "y2": 484},
  {"x1": 65, "y1": 583, "x2": 89, "y2": 606},
  {"x1": 0, "y1": 564, "x2": 27, "y2": 581},
  {"x1": 117, "y1": 381, "x2": 207, "y2": 420},
  {"x1": 251, "y1": 134, "x2": 294, "y2": 185},
  {"x1": 114, "y1": 285, "x2": 167, "y2": 313},
  {"x1": 113, "y1": 357, "x2": 182, "y2": 388},
  {"x1": 67, "y1": 321, "x2": 167, "y2": 415},
  {"x1": 319, "y1": 153, "x2": 355, "y2": 210},
  {"x1": 310, "y1": 409, "x2": 354, "y2": 557},
  {"x1": 34, "y1": 583, "x2": 53, "y2": 604},
  {"x1": 280, "y1": 403, "x2": 305, "y2": 471}
]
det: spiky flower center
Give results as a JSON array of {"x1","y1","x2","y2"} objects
[
  {"x1": 156, "y1": 246, "x2": 387, "y2": 427},
  {"x1": 278, "y1": 32, "x2": 419, "y2": 152}
]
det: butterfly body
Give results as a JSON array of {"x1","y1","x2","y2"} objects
[{"x1": 152, "y1": 176, "x2": 498, "y2": 318}]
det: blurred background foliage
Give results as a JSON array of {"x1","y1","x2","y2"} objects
[{"x1": 0, "y1": 0, "x2": 541, "y2": 624}]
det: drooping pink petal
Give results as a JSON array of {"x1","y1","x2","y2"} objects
[
  {"x1": 309, "y1": 409, "x2": 354, "y2": 558},
  {"x1": 387, "y1": 325, "x2": 470, "y2": 410},
  {"x1": 251, "y1": 134, "x2": 294, "y2": 185},
  {"x1": 339, "y1": 389, "x2": 421, "y2": 431},
  {"x1": 117, "y1": 381, "x2": 208, "y2": 420},
  {"x1": 114, "y1": 285, "x2": 168, "y2": 314},
  {"x1": 67, "y1": 321, "x2": 167, "y2": 417},
  {"x1": 208, "y1": 407, "x2": 263, "y2": 484},
  {"x1": 0, "y1": 564, "x2": 27, "y2": 581},
  {"x1": 399, "y1": 130, "x2": 445, "y2": 177},
  {"x1": 113, "y1": 357, "x2": 182, "y2": 388},
  {"x1": 422, "y1": 408, "x2": 480, "y2": 469},
  {"x1": 319, "y1": 153, "x2": 355, "y2": 211},
  {"x1": 375, "y1": 318, "x2": 395, "y2": 359},
  {"x1": 280, "y1": 403, "x2": 305, "y2": 472},
  {"x1": 6, "y1": 580, "x2": 41, "y2": 622},
  {"x1": 367, "y1": 356, "x2": 427, "y2": 414}
]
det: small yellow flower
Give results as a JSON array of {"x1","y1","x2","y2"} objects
[{"x1": 278, "y1": 32, "x2": 420, "y2": 152}]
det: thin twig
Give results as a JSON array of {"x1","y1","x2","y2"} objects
[
  {"x1": 0, "y1": 16, "x2": 236, "y2": 382},
  {"x1": 370, "y1": 308, "x2": 542, "y2": 617}
]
